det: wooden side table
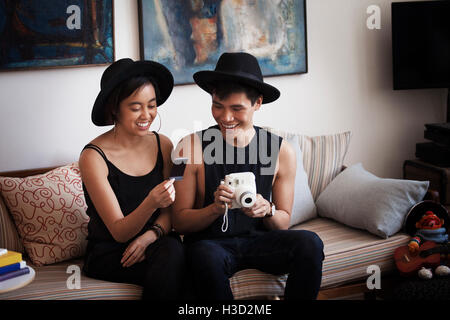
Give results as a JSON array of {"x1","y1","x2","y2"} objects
[{"x1": 403, "y1": 159, "x2": 450, "y2": 210}]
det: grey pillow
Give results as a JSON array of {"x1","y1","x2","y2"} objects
[
  {"x1": 316, "y1": 163, "x2": 429, "y2": 238},
  {"x1": 284, "y1": 135, "x2": 317, "y2": 227}
]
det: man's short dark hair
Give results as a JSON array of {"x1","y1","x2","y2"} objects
[{"x1": 210, "y1": 81, "x2": 263, "y2": 105}]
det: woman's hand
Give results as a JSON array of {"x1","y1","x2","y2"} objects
[
  {"x1": 211, "y1": 183, "x2": 234, "y2": 215},
  {"x1": 241, "y1": 194, "x2": 270, "y2": 218},
  {"x1": 121, "y1": 230, "x2": 158, "y2": 268},
  {"x1": 147, "y1": 179, "x2": 176, "y2": 210}
]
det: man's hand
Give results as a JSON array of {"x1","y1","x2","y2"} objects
[
  {"x1": 242, "y1": 194, "x2": 270, "y2": 218},
  {"x1": 212, "y1": 184, "x2": 234, "y2": 215},
  {"x1": 121, "y1": 230, "x2": 157, "y2": 268}
]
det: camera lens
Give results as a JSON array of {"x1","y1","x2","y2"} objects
[{"x1": 239, "y1": 191, "x2": 255, "y2": 208}]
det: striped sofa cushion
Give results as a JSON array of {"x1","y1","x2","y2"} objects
[
  {"x1": 0, "y1": 218, "x2": 409, "y2": 300},
  {"x1": 265, "y1": 128, "x2": 351, "y2": 200},
  {"x1": 230, "y1": 218, "x2": 409, "y2": 299},
  {"x1": 230, "y1": 269, "x2": 287, "y2": 299},
  {"x1": 0, "y1": 259, "x2": 142, "y2": 300},
  {"x1": 293, "y1": 218, "x2": 410, "y2": 288}
]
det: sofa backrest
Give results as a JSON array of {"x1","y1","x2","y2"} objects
[
  {"x1": 265, "y1": 128, "x2": 351, "y2": 200},
  {"x1": 0, "y1": 129, "x2": 352, "y2": 255}
]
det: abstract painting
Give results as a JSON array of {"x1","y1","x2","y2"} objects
[
  {"x1": 138, "y1": 0, "x2": 307, "y2": 85},
  {"x1": 0, "y1": 0, "x2": 114, "y2": 71}
]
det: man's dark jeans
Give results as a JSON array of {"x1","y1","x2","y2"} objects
[{"x1": 186, "y1": 229, "x2": 324, "y2": 300}]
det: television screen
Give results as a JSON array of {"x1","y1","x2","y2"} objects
[{"x1": 392, "y1": 1, "x2": 450, "y2": 90}]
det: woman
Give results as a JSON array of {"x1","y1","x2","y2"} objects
[{"x1": 79, "y1": 58, "x2": 185, "y2": 300}]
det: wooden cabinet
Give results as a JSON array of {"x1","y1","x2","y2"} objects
[{"x1": 403, "y1": 159, "x2": 450, "y2": 209}]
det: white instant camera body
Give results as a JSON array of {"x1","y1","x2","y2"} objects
[{"x1": 222, "y1": 172, "x2": 257, "y2": 209}]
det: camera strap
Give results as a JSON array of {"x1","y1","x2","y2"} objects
[{"x1": 222, "y1": 203, "x2": 229, "y2": 232}]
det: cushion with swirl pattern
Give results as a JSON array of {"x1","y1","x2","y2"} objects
[{"x1": 0, "y1": 162, "x2": 89, "y2": 266}]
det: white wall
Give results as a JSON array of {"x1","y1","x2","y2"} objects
[{"x1": 0, "y1": 0, "x2": 446, "y2": 179}]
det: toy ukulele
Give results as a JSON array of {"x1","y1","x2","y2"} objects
[{"x1": 394, "y1": 241, "x2": 442, "y2": 276}]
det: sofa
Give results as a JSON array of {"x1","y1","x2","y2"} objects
[{"x1": 0, "y1": 128, "x2": 430, "y2": 300}]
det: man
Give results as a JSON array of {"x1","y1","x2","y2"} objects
[{"x1": 172, "y1": 52, "x2": 324, "y2": 300}]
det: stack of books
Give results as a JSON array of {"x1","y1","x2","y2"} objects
[{"x1": 0, "y1": 248, "x2": 30, "y2": 283}]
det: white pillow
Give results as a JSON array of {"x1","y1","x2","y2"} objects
[
  {"x1": 284, "y1": 135, "x2": 317, "y2": 227},
  {"x1": 316, "y1": 163, "x2": 429, "y2": 238}
]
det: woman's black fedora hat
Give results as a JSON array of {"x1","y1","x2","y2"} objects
[
  {"x1": 403, "y1": 200, "x2": 449, "y2": 236},
  {"x1": 193, "y1": 52, "x2": 280, "y2": 104},
  {"x1": 92, "y1": 58, "x2": 174, "y2": 126}
]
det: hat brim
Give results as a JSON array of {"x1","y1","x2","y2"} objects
[
  {"x1": 403, "y1": 200, "x2": 450, "y2": 236},
  {"x1": 193, "y1": 70, "x2": 280, "y2": 104},
  {"x1": 92, "y1": 61, "x2": 174, "y2": 126}
]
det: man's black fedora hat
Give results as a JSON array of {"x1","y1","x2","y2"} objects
[
  {"x1": 193, "y1": 52, "x2": 280, "y2": 104},
  {"x1": 403, "y1": 200, "x2": 449, "y2": 236},
  {"x1": 91, "y1": 58, "x2": 174, "y2": 126}
]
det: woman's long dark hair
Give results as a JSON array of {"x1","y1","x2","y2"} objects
[{"x1": 104, "y1": 76, "x2": 160, "y2": 124}]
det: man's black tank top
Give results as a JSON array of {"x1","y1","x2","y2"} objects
[
  {"x1": 184, "y1": 125, "x2": 282, "y2": 243},
  {"x1": 81, "y1": 132, "x2": 164, "y2": 244}
]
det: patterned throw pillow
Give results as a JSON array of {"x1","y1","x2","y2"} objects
[
  {"x1": 0, "y1": 162, "x2": 89, "y2": 266},
  {"x1": 265, "y1": 128, "x2": 352, "y2": 200}
]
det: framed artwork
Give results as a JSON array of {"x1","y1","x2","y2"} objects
[
  {"x1": 138, "y1": 0, "x2": 307, "y2": 85},
  {"x1": 0, "y1": 0, "x2": 114, "y2": 71}
]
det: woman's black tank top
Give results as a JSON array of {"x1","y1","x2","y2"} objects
[
  {"x1": 81, "y1": 132, "x2": 164, "y2": 244},
  {"x1": 184, "y1": 125, "x2": 282, "y2": 243}
]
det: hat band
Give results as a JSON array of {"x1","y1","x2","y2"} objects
[{"x1": 215, "y1": 69, "x2": 264, "y2": 83}]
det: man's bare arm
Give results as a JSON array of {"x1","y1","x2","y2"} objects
[
  {"x1": 171, "y1": 133, "x2": 224, "y2": 234},
  {"x1": 263, "y1": 139, "x2": 296, "y2": 230}
]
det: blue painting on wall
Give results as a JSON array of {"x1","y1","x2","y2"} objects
[
  {"x1": 0, "y1": 0, "x2": 114, "y2": 71},
  {"x1": 138, "y1": 0, "x2": 307, "y2": 85}
]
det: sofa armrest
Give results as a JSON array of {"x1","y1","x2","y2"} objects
[
  {"x1": 424, "y1": 189, "x2": 440, "y2": 203},
  {"x1": 0, "y1": 193, "x2": 25, "y2": 253}
]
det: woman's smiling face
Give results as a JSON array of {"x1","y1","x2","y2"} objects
[{"x1": 116, "y1": 83, "x2": 158, "y2": 136}]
